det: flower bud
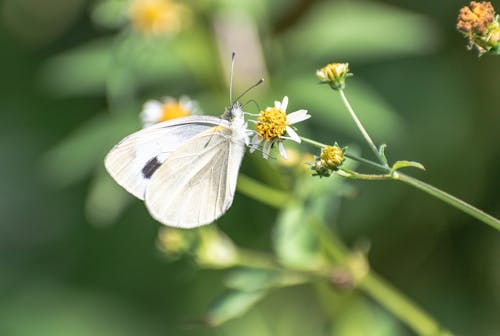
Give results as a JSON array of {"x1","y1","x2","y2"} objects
[
  {"x1": 157, "y1": 227, "x2": 194, "y2": 257},
  {"x1": 195, "y1": 228, "x2": 238, "y2": 269},
  {"x1": 320, "y1": 145, "x2": 344, "y2": 170},
  {"x1": 316, "y1": 63, "x2": 351, "y2": 89}
]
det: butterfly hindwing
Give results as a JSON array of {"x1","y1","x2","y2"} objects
[{"x1": 145, "y1": 125, "x2": 245, "y2": 228}]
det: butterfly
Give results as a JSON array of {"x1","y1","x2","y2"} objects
[{"x1": 105, "y1": 101, "x2": 251, "y2": 228}]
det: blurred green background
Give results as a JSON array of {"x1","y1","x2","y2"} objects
[{"x1": 1, "y1": 0, "x2": 499, "y2": 335}]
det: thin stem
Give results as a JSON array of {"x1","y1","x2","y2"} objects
[
  {"x1": 299, "y1": 135, "x2": 500, "y2": 230},
  {"x1": 394, "y1": 172, "x2": 500, "y2": 230},
  {"x1": 345, "y1": 152, "x2": 388, "y2": 172},
  {"x1": 235, "y1": 249, "x2": 284, "y2": 271},
  {"x1": 338, "y1": 89, "x2": 388, "y2": 167},
  {"x1": 339, "y1": 168, "x2": 392, "y2": 180},
  {"x1": 300, "y1": 136, "x2": 388, "y2": 172},
  {"x1": 300, "y1": 136, "x2": 327, "y2": 149}
]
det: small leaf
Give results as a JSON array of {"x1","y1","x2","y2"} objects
[
  {"x1": 85, "y1": 169, "x2": 131, "y2": 226},
  {"x1": 225, "y1": 268, "x2": 307, "y2": 292},
  {"x1": 273, "y1": 202, "x2": 325, "y2": 270},
  {"x1": 378, "y1": 144, "x2": 388, "y2": 165},
  {"x1": 205, "y1": 291, "x2": 266, "y2": 327},
  {"x1": 391, "y1": 160, "x2": 425, "y2": 173}
]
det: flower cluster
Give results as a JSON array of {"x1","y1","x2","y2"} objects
[
  {"x1": 141, "y1": 96, "x2": 200, "y2": 127},
  {"x1": 129, "y1": 0, "x2": 190, "y2": 36},
  {"x1": 316, "y1": 63, "x2": 351, "y2": 90},
  {"x1": 310, "y1": 145, "x2": 345, "y2": 178},
  {"x1": 250, "y1": 96, "x2": 310, "y2": 160},
  {"x1": 457, "y1": 1, "x2": 500, "y2": 56}
]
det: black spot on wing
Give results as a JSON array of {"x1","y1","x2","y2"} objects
[{"x1": 142, "y1": 157, "x2": 162, "y2": 179}]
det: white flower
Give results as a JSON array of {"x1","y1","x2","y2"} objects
[
  {"x1": 250, "y1": 96, "x2": 310, "y2": 159},
  {"x1": 141, "y1": 95, "x2": 200, "y2": 128}
]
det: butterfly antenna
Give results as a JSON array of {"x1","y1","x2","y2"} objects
[
  {"x1": 229, "y1": 52, "x2": 236, "y2": 105},
  {"x1": 235, "y1": 78, "x2": 264, "y2": 103},
  {"x1": 243, "y1": 99, "x2": 262, "y2": 113}
]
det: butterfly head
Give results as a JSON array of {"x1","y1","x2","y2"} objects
[{"x1": 221, "y1": 102, "x2": 243, "y2": 122}]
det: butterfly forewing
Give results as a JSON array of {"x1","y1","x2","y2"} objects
[
  {"x1": 145, "y1": 125, "x2": 245, "y2": 228},
  {"x1": 105, "y1": 116, "x2": 224, "y2": 200}
]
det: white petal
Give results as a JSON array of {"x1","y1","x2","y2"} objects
[
  {"x1": 142, "y1": 100, "x2": 162, "y2": 114},
  {"x1": 286, "y1": 109, "x2": 310, "y2": 124},
  {"x1": 251, "y1": 134, "x2": 262, "y2": 145},
  {"x1": 262, "y1": 141, "x2": 272, "y2": 159},
  {"x1": 286, "y1": 126, "x2": 301, "y2": 143},
  {"x1": 141, "y1": 100, "x2": 163, "y2": 127},
  {"x1": 281, "y1": 96, "x2": 289, "y2": 112},
  {"x1": 278, "y1": 142, "x2": 288, "y2": 160},
  {"x1": 274, "y1": 100, "x2": 281, "y2": 109}
]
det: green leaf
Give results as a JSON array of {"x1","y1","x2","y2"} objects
[
  {"x1": 378, "y1": 144, "x2": 388, "y2": 165},
  {"x1": 40, "y1": 112, "x2": 139, "y2": 187},
  {"x1": 391, "y1": 160, "x2": 426, "y2": 173},
  {"x1": 283, "y1": 1, "x2": 440, "y2": 62},
  {"x1": 329, "y1": 295, "x2": 401, "y2": 336},
  {"x1": 38, "y1": 35, "x2": 190, "y2": 97},
  {"x1": 205, "y1": 291, "x2": 267, "y2": 327},
  {"x1": 39, "y1": 38, "x2": 114, "y2": 96},
  {"x1": 225, "y1": 268, "x2": 306, "y2": 292},
  {"x1": 273, "y1": 202, "x2": 325, "y2": 270},
  {"x1": 85, "y1": 168, "x2": 131, "y2": 226},
  {"x1": 91, "y1": 0, "x2": 129, "y2": 29}
]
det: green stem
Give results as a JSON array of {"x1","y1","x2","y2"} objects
[
  {"x1": 339, "y1": 89, "x2": 388, "y2": 167},
  {"x1": 237, "y1": 174, "x2": 291, "y2": 209},
  {"x1": 339, "y1": 168, "x2": 392, "y2": 180},
  {"x1": 394, "y1": 172, "x2": 500, "y2": 230},
  {"x1": 300, "y1": 136, "x2": 327, "y2": 149},
  {"x1": 237, "y1": 179, "x2": 456, "y2": 334},
  {"x1": 300, "y1": 136, "x2": 500, "y2": 230},
  {"x1": 235, "y1": 249, "x2": 284, "y2": 271},
  {"x1": 361, "y1": 274, "x2": 452, "y2": 336},
  {"x1": 314, "y1": 222, "x2": 453, "y2": 335}
]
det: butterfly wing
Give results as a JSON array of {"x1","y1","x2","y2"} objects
[
  {"x1": 105, "y1": 116, "x2": 224, "y2": 200},
  {"x1": 145, "y1": 125, "x2": 246, "y2": 228}
]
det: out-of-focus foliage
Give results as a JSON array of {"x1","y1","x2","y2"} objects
[{"x1": 1, "y1": 0, "x2": 499, "y2": 335}]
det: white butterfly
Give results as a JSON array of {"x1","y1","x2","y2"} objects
[{"x1": 105, "y1": 101, "x2": 250, "y2": 228}]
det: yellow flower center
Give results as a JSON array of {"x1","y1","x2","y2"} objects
[
  {"x1": 129, "y1": 0, "x2": 184, "y2": 35},
  {"x1": 160, "y1": 102, "x2": 190, "y2": 121},
  {"x1": 256, "y1": 107, "x2": 287, "y2": 141},
  {"x1": 320, "y1": 145, "x2": 344, "y2": 169}
]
